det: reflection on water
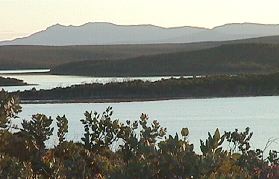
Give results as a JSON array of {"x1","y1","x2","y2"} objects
[{"x1": 16, "y1": 96, "x2": 279, "y2": 152}]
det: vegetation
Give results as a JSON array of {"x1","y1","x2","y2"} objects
[
  {"x1": 2, "y1": 35, "x2": 279, "y2": 73},
  {"x1": 0, "y1": 76, "x2": 27, "y2": 86},
  {"x1": 52, "y1": 43, "x2": 279, "y2": 77},
  {"x1": 1, "y1": 91, "x2": 279, "y2": 178},
  {"x1": 0, "y1": 43, "x2": 211, "y2": 69},
  {"x1": 19, "y1": 72, "x2": 279, "y2": 102}
]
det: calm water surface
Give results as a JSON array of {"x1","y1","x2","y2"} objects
[
  {"x1": 2, "y1": 70, "x2": 279, "y2": 152},
  {"x1": 0, "y1": 69, "x2": 188, "y2": 92},
  {"x1": 16, "y1": 96, "x2": 279, "y2": 152}
]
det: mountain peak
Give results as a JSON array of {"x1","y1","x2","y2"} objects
[
  {"x1": 2, "y1": 22, "x2": 279, "y2": 46},
  {"x1": 47, "y1": 23, "x2": 66, "y2": 30}
]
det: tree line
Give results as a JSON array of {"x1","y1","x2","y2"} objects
[
  {"x1": 19, "y1": 72, "x2": 279, "y2": 102},
  {"x1": 0, "y1": 76, "x2": 26, "y2": 86}
]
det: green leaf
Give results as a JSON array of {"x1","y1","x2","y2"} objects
[{"x1": 214, "y1": 128, "x2": 220, "y2": 141}]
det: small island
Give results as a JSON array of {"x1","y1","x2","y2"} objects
[
  {"x1": 0, "y1": 76, "x2": 27, "y2": 86},
  {"x1": 18, "y1": 72, "x2": 279, "y2": 103}
]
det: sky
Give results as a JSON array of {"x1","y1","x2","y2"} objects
[{"x1": 1, "y1": 0, "x2": 279, "y2": 41}]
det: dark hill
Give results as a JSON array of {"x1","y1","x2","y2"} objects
[
  {"x1": 52, "y1": 43, "x2": 279, "y2": 77},
  {"x1": 0, "y1": 76, "x2": 26, "y2": 86},
  {"x1": 2, "y1": 35, "x2": 279, "y2": 70},
  {"x1": 0, "y1": 43, "x2": 216, "y2": 69}
]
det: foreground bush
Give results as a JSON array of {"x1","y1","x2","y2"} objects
[{"x1": 1, "y1": 90, "x2": 279, "y2": 178}]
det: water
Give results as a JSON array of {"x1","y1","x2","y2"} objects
[
  {"x1": 0, "y1": 69, "x2": 50, "y2": 74},
  {"x1": 0, "y1": 69, "x2": 189, "y2": 92},
  {"x1": 15, "y1": 96, "x2": 279, "y2": 153},
  {"x1": 3, "y1": 70, "x2": 279, "y2": 153}
]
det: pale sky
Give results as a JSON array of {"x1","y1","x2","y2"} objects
[{"x1": 1, "y1": 0, "x2": 279, "y2": 41}]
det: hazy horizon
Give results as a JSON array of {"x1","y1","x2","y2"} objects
[
  {"x1": 2, "y1": 21, "x2": 279, "y2": 42},
  {"x1": 1, "y1": 0, "x2": 279, "y2": 41}
]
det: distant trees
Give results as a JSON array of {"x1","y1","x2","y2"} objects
[
  {"x1": 19, "y1": 72, "x2": 279, "y2": 102},
  {"x1": 0, "y1": 76, "x2": 26, "y2": 86}
]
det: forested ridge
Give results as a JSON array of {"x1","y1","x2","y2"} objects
[
  {"x1": 2, "y1": 34, "x2": 279, "y2": 73},
  {"x1": 52, "y1": 43, "x2": 279, "y2": 77},
  {"x1": 0, "y1": 43, "x2": 214, "y2": 69}
]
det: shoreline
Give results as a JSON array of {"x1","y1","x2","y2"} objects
[
  {"x1": 15, "y1": 72, "x2": 279, "y2": 104},
  {"x1": 20, "y1": 95, "x2": 277, "y2": 104}
]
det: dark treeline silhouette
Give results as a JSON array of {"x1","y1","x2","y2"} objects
[
  {"x1": 0, "y1": 76, "x2": 26, "y2": 86},
  {"x1": 18, "y1": 72, "x2": 279, "y2": 102}
]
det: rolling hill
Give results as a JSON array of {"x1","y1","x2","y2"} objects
[
  {"x1": 0, "y1": 43, "x2": 217, "y2": 69},
  {"x1": 2, "y1": 34, "x2": 279, "y2": 73},
  {"x1": 2, "y1": 35, "x2": 279, "y2": 70},
  {"x1": 52, "y1": 43, "x2": 279, "y2": 77}
]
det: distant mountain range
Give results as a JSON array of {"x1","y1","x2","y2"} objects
[{"x1": 2, "y1": 22, "x2": 279, "y2": 46}]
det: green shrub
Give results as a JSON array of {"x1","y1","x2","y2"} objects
[{"x1": 1, "y1": 90, "x2": 279, "y2": 178}]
